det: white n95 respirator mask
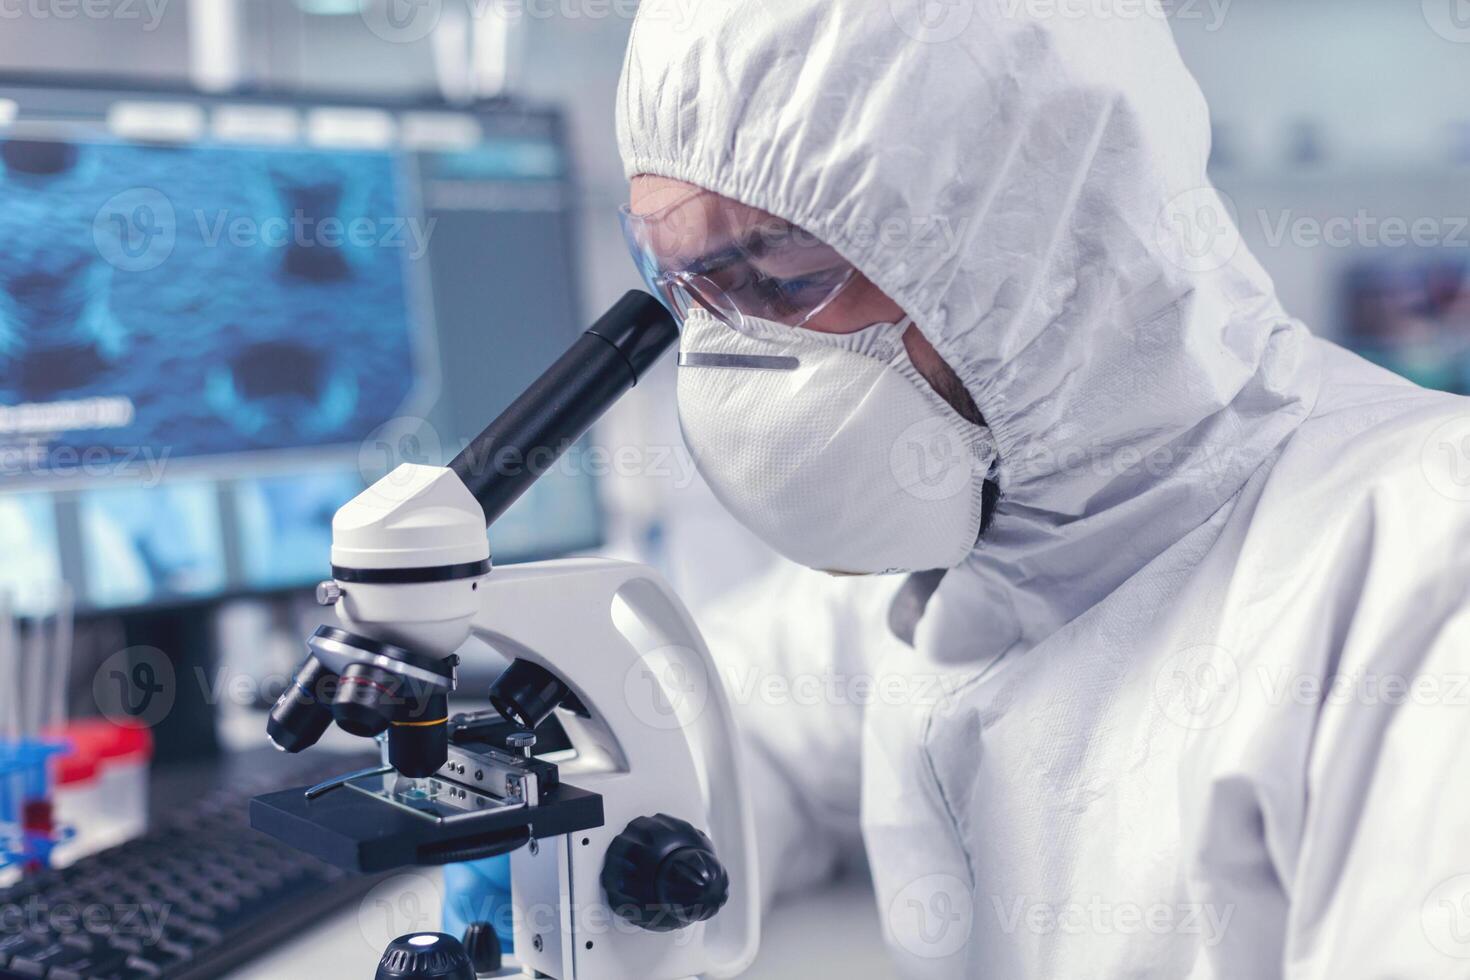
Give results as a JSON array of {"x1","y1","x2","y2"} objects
[{"x1": 676, "y1": 310, "x2": 997, "y2": 575}]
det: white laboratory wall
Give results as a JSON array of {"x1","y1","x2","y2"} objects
[{"x1": 1171, "y1": 0, "x2": 1470, "y2": 336}]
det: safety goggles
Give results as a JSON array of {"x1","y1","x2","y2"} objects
[{"x1": 618, "y1": 192, "x2": 858, "y2": 332}]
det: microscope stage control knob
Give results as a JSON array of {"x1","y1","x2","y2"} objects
[
  {"x1": 505, "y1": 731, "x2": 536, "y2": 757},
  {"x1": 375, "y1": 933, "x2": 475, "y2": 980},
  {"x1": 460, "y1": 922, "x2": 502, "y2": 976},
  {"x1": 601, "y1": 814, "x2": 730, "y2": 933}
]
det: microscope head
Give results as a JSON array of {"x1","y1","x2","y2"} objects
[
  {"x1": 268, "y1": 464, "x2": 490, "y2": 777},
  {"x1": 270, "y1": 292, "x2": 678, "y2": 782}
]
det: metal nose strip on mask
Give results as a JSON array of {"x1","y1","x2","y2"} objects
[{"x1": 678, "y1": 352, "x2": 800, "y2": 371}]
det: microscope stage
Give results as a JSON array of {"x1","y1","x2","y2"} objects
[{"x1": 250, "y1": 778, "x2": 604, "y2": 874}]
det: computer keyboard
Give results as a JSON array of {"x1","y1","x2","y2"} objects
[{"x1": 0, "y1": 751, "x2": 382, "y2": 979}]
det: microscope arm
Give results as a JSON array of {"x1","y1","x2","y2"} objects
[{"x1": 467, "y1": 558, "x2": 760, "y2": 979}]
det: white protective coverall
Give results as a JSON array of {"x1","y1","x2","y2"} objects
[{"x1": 619, "y1": 1, "x2": 1470, "y2": 976}]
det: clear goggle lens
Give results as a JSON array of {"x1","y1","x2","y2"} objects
[{"x1": 619, "y1": 197, "x2": 857, "y2": 332}]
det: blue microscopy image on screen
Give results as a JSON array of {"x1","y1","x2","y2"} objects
[
  {"x1": 0, "y1": 137, "x2": 421, "y2": 472},
  {"x1": 234, "y1": 469, "x2": 363, "y2": 589},
  {"x1": 78, "y1": 482, "x2": 226, "y2": 608},
  {"x1": 0, "y1": 492, "x2": 63, "y2": 615}
]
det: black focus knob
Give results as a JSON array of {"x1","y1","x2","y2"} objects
[
  {"x1": 601, "y1": 814, "x2": 730, "y2": 933},
  {"x1": 375, "y1": 933, "x2": 474, "y2": 980},
  {"x1": 460, "y1": 922, "x2": 502, "y2": 976}
]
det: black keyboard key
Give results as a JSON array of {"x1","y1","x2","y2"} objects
[
  {"x1": 0, "y1": 933, "x2": 44, "y2": 968},
  {"x1": 3, "y1": 751, "x2": 383, "y2": 978},
  {"x1": 44, "y1": 945, "x2": 131, "y2": 980},
  {"x1": 8, "y1": 939, "x2": 90, "y2": 977},
  {"x1": 125, "y1": 941, "x2": 190, "y2": 974}
]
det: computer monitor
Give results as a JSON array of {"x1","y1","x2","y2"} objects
[
  {"x1": 1341, "y1": 255, "x2": 1470, "y2": 394},
  {"x1": 0, "y1": 79, "x2": 602, "y2": 618}
]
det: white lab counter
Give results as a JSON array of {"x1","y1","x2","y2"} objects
[{"x1": 230, "y1": 872, "x2": 890, "y2": 979}]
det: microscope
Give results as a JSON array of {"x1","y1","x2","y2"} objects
[{"x1": 250, "y1": 293, "x2": 759, "y2": 979}]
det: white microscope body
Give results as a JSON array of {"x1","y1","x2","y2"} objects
[
  {"x1": 326, "y1": 463, "x2": 760, "y2": 979},
  {"x1": 255, "y1": 293, "x2": 758, "y2": 978}
]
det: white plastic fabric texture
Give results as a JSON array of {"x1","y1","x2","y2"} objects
[{"x1": 620, "y1": 2, "x2": 1470, "y2": 976}]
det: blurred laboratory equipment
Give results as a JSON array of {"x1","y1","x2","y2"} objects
[{"x1": 0, "y1": 583, "x2": 75, "y2": 874}]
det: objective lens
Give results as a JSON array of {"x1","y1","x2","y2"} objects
[
  {"x1": 388, "y1": 693, "x2": 449, "y2": 778},
  {"x1": 488, "y1": 659, "x2": 571, "y2": 731},
  {"x1": 332, "y1": 662, "x2": 404, "y2": 737},
  {"x1": 267, "y1": 655, "x2": 338, "y2": 753}
]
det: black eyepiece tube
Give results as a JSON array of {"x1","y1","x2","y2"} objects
[{"x1": 449, "y1": 291, "x2": 678, "y2": 527}]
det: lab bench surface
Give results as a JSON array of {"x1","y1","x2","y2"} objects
[{"x1": 228, "y1": 872, "x2": 890, "y2": 979}]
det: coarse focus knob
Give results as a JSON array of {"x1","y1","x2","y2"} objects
[
  {"x1": 601, "y1": 814, "x2": 730, "y2": 933},
  {"x1": 375, "y1": 933, "x2": 474, "y2": 980},
  {"x1": 460, "y1": 922, "x2": 502, "y2": 976}
]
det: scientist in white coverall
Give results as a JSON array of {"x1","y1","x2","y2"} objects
[{"x1": 611, "y1": 0, "x2": 1470, "y2": 976}]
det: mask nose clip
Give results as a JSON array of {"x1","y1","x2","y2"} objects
[{"x1": 678, "y1": 352, "x2": 801, "y2": 372}]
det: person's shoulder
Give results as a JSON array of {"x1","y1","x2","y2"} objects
[
  {"x1": 1226, "y1": 374, "x2": 1470, "y2": 676},
  {"x1": 1262, "y1": 367, "x2": 1470, "y2": 572}
]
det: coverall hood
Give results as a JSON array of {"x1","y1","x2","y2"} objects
[{"x1": 618, "y1": 0, "x2": 1320, "y2": 657}]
